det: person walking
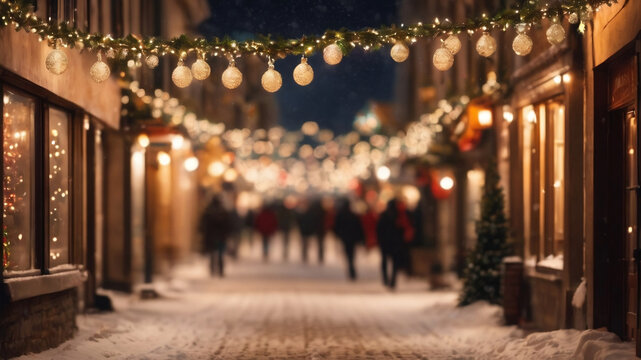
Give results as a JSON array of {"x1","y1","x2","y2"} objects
[
  {"x1": 275, "y1": 199, "x2": 296, "y2": 260},
  {"x1": 376, "y1": 198, "x2": 415, "y2": 289},
  {"x1": 254, "y1": 204, "x2": 279, "y2": 261},
  {"x1": 199, "y1": 196, "x2": 232, "y2": 277},
  {"x1": 334, "y1": 199, "x2": 365, "y2": 280},
  {"x1": 297, "y1": 199, "x2": 324, "y2": 264}
]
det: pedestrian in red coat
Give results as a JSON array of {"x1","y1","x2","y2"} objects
[{"x1": 254, "y1": 205, "x2": 279, "y2": 261}]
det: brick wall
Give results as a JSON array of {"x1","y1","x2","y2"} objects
[{"x1": 0, "y1": 289, "x2": 77, "y2": 359}]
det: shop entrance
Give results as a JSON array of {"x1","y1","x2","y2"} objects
[{"x1": 594, "y1": 47, "x2": 640, "y2": 354}]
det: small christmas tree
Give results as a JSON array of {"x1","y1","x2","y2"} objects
[{"x1": 459, "y1": 159, "x2": 510, "y2": 306}]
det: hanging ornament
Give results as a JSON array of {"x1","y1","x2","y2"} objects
[
  {"x1": 221, "y1": 58, "x2": 243, "y2": 89},
  {"x1": 568, "y1": 12, "x2": 579, "y2": 24},
  {"x1": 323, "y1": 43, "x2": 343, "y2": 65},
  {"x1": 145, "y1": 54, "x2": 159, "y2": 69},
  {"x1": 261, "y1": 58, "x2": 282, "y2": 93},
  {"x1": 433, "y1": 45, "x2": 454, "y2": 71},
  {"x1": 106, "y1": 48, "x2": 116, "y2": 59},
  {"x1": 581, "y1": 5, "x2": 594, "y2": 22},
  {"x1": 172, "y1": 59, "x2": 193, "y2": 88},
  {"x1": 476, "y1": 32, "x2": 496, "y2": 57},
  {"x1": 546, "y1": 18, "x2": 566, "y2": 46},
  {"x1": 390, "y1": 42, "x2": 409, "y2": 63},
  {"x1": 191, "y1": 57, "x2": 211, "y2": 81},
  {"x1": 45, "y1": 45, "x2": 68, "y2": 75},
  {"x1": 89, "y1": 52, "x2": 110, "y2": 83},
  {"x1": 443, "y1": 34, "x2": 461, "y2": 55},
  {"x1": 293, "y1": 57, "x2": 314, "y2": 86},
  {"x1": 512, "y1": 24, "x2": 533, "y2": 56}
]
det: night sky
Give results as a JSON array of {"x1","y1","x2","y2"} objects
[{"x1": 199, "y1": 0, "x2": 401, "y2": 134}]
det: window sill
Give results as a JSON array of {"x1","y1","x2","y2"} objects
[
  {"x1": 526, "y1": 266, "x2": 563, "y2": 282},
  {"x1": 2, "y1": 269, "x2": 85, "y2": 302}
]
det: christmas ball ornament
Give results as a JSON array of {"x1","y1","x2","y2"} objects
[
  {"x1": 106, "y1": 48, "x2": 116, "y2": 58},
  {"x1": 443, "y1": 34, "x2": 461, "y2": 55},
  {"x1": 145, "y1": 54, "x2": 159, "y2": 69},
  {"x1": 191, "y1": 58, "x2": 211, "y2": 80},
  {"x1": 546, "y1": 21, "x2": 566, "y2": 46},
  {"x1": 45, "y1": 48, "x2": 68, "y2": 75},
  {"x1": 172, "y1": 61, "x2": 193, "y2": 88},
  {"x1": 512, "y1": 25, "x2": 533, "y2": 56},
  {"x1": 89, "y1": 53, "x2": 110, "y2": 83},
  {"x1": 323, "y1": 43, "x2": 343, "y2": 65},
  {"x1": 293, "y1": 57, "x2": 314, "y2": 86},
  {"x1": 433, "y1": 47, "x2": 454, "y2": 71},
  {"x1": 261, "y1": 60, "x2": 282, "y2": 93},
  {"x1": 476, "y1": 33, "x2": 497, "y2": 57},
  {"x1": 390, "y1": 42, "x2": 409, "y2": 63},
  {"x1": 221, "y1": 62, "x2": 243, "y2": 89},
  {"x1": 568, "y1": 12, "x2": 579, "y2": 24}
]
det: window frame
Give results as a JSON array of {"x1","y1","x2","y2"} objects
[{"x1": 0, "y1": 71, "x2": 85, "y2": 279}]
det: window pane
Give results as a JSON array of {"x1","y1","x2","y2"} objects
[
  {"x1": 522, "y1": 105, "x2": 534, "y2": 259},
  {"x1": 49, "y1": 108, "x2": 71, "y2": 267},
  {"x1": 2, "y1": 90, "x2": 35, "y2": 271},
  {"x1": 551, "y1": 102, "x2": 565, "y2": 254}
]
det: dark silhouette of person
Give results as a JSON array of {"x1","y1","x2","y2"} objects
[
  {"x1": 334, "y1": 199, "x2": 365, "y2": 280},
  {"x1": 199, "y1": 196, "x2": 232, "y2": 276},
  {"x1": 297, "y1": 199, "x2": 326, "y2": 264},
  {"x1": 275, "y1": 200, "x2": 296, "y2": 260},
  {"x1": 254, "y1": 205, "x2": 279, "y2": 261},
  {"x1": 376, "y1": 198, "x2": 415, "y2": 289}
]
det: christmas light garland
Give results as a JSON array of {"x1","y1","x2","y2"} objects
[{"x1": 0, "y1": 0, "x2": 615, "y2": 91}]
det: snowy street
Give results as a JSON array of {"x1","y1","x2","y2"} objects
[{"x1": 16, "y1": 237, "x2": 634, "y2": 359}]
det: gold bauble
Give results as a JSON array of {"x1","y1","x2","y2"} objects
[
  {"x1": 293, "y1": 58, "x2": 314, "y2": 86},
  {"x1": 323, "y1": 43, "x2": 343, "y2": 65},
  {"x1": 222, "y1": 64, "x2": 243, "y2": 89},
  {"x1": 546, "y1": 23, "x2": 566, "y2": 46},
  {"x1": 476, "y1": 33, "x2": 497, "y2": 58},
  {"x1": 390, "y1": 42, "x2": 409, "y2": 63},
  {"x1": 261, "y1": 68, "x2": 282, "y2": 93},
  {"x1": 433, "y1": 48, "x2": 454, "y2": 71},
  {"x1": 443, "y1": 35, "x2": 461, "y2": 55},
  {"x1": 512, "y1": 33, "x2": 533, "y2": 56},
  {"x1": 172, "y1": 64, "x2": 193, "y2": 88},
  {"x1": 89, "y1": 60, "x2": 110, "y2": 83},
  {"x1": 191, "y1": 59, "x2": 211, "y2": 80},
  {"x1": 45, "y1": 49, "x2": 68, "y2": 75},
  {"x1": 145, "y1": 54, "x2": 159, "y2": 69},
  {"x1": 568, "y1": 12, "x2": 579, "y2": 24}
]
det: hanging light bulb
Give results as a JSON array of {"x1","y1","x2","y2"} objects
[
  {"x1": 390, "y1": 42, "x2": 409, "y2": 63},
  {"x1": 45, "y1": 43, "x2": 68, "y2": 75},
  {"x1": 293, "y1": 57, "x2": 314, "y2": 86},
  {"x1": 89, "y1": 52, "x2": 110, "y2": 83},
  {"x1": 433, "y1": 44, "x2": 454, "y2": 71},
  {"x1": 476, "y1": 32, "x2": 497, "y2": 57},
  {"x1": 546, "y1": 18, "x2": 566, "y2": 46},
  {"x1": 512, "y1": 24, "x2": 533, "y2": 56},
  {"x1": 145, "y1": 54, "x2": 159, "y2": 69},
  {"x1": 221, "y1": 58, "x2": 243, "y2": 90},
  {"x1": 261, "y1": 58, "x2": 282, "y2": 93},
  {"x1": 172, "y1": 59, "x2": 192, "y2": 88},
  {"x1": 191, "y1": 55, "x2": 211, "y2": 80},
  {"x1": 443, "y1": 34, "x2": 461, "y2": 55},
  {"x1": 323, "y1": 43, "x2": 343, "y2": 65}
]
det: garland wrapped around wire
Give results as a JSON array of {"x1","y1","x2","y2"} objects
[{"x1": 0, "y1": 0, "x2": 616, "y2": 90}]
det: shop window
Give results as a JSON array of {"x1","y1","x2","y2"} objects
[
  {"x1": 521, "y1": 99, "x2": 565, "y2": 263},
  {"x1": 48, "y1": 108, "x2": 71, "y2": 267},
  {"x1": 2, "y1": 89, "x2": 35, "y2": 271}
]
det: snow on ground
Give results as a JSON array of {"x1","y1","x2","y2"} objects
[{"x1": 15, "y1": 235, "x2": 636, "y2": 359}]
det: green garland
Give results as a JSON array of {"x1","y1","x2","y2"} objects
[{"x1": 0, "y1": 0, "x2": 615, "y2": 61}]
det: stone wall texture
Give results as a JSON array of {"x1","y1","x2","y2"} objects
[{"x1": 0, "y1": 289, "x2": 77, "y2": 359}]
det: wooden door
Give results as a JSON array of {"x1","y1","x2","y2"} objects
[{"x1": 625, "y1": 108, "x2": 640, "y2": 342}]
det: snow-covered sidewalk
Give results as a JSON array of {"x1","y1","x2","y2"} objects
[{"x1": 15, "y1": 238, "x2": 636, "y2": 359}]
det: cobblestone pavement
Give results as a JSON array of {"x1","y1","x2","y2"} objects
[{"x1": 21, "y1": 237, "x2": 522, "y2": 360}]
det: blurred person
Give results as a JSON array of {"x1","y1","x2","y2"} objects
[
  {"x1": 334, "y1": 199, "x2": 365, "y2": 280},
  {"x1": 376, "y1": 198, "x2": 415, "y2": 289},
  {"x1": 254, "y1": 204, "x2": 279, "y2": 261},
  {"x1": 297, "y1": 199, "x2": 325, "y2": 264},
  {"x1": 199, "y1": 196, "x2": 232, "y2": 277},
  {"x1": 361, "y1": 206, "x2": 379, "y2": 250},
  {"x1": 275, "y1": 199, "x2": 297, "y2": 260}
]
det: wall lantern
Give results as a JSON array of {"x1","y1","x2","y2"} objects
[
  {"x1": 478, "y1": 109, "x2": 493, "y2": 128},
  {"x1": 467, "y1": 98, "x2": 493, "y2": 130},
  {"x1": 137, "y1": 133, "x2": 150, "y2": 148}
]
